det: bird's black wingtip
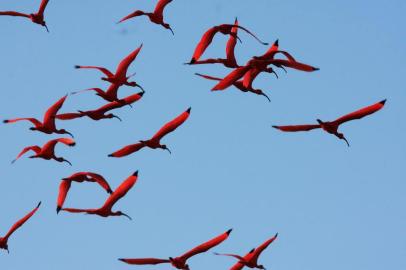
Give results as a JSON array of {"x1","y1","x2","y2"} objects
[
  {"x1": 272, "y1": 125, "x2": 279, "y2": 129},
  {"x1": 186, "y1": 107, "x2": 191, "y2": 113},
  {"x1": 274, "y1": 39, "x2": 279, "y2": 46},
  {"x1": 118, "y1": 258, "x2": 125, "y2": 262},
  {"x1": 3, "y1": 120, "x2": 9, "y2": 123},
  {"x1": 380, "y1": 99, "x2": 387, "y2": 105},
  {"x1": 313, "y1": 67, "x2": 320, "y2": 71},
  {"x1": 37, "y1": 201, "x2": 42, "y2": 208},
  {"x1": 132, "y1": 170, "x2": 139, "y2": 176},
  {"x1": 275, "y1": 232, "x2": 279, "y2": 237},
  {"x1": 226, "y1": 228, "x2": 233, "y2": 235},
  {"x1": 190, "y1": 58, "x2": 196, "y2": 64},
  {"x1": 138, "y1": 91, "x2": 145, "y2": 97},
  {"x1": 107, "y1": 189, "x2": 113, "y2": 194},
  {"x1": 56, "y1": 206, "x2": 61, "y2": 214},
  {"x1": 108, "y1": 154, "x2": 114, "y2": 157}
]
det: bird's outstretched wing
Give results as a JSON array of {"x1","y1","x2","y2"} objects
[
  {"x1": 57, "y1": 180, "x2": 71, "y2": 213},
  {"x1": 86, "y1": 172, "x2": 113, "y2": 194},
  {"x1": 43, "y1": 95, "x2": 68, "y2": 128},
  {"x1": 154, "y1": 0, "x2": 173, "y2": 17},
  {"x1": 3, "y1": 117, "x2": 42, "y2": 127},
  {"x1": 12, "y1": 146, "x2": 41, "y2": 163},
  {"x1": 37, "y1": 0, "x2": 50, "y2": 15},
  {"x1": 214, "y1": 252, "x2": 245, "y2": 261},
  {"x1": 332, "y1": 99, "x2": 386, "y2": 126},
  {"x1": 108, "y1": 142, "x2": 146, "y2": 158},
  {"x1": 190, "y1": 28, "x2": 218, "y2": 62},
  {"x1": 115, "y1": 44, "x2": 143, "y2": 77},
  {"x1": 272, "y1": 124, "x2": 321, "y2": 132},
  {"x1": 117, "y1": 10, "x2": 146, "y2": 24},
  {"x1": 119, "y1": 258, "x2": 170, "y2": 265},
  {"x1": 101, "y1": 171, "x2": 138, "y2": 211},
  {"x1": 75, "y1": 65, "x2": 114, "y2": 78},
  {"x1": 179, "y1": 229, "x2": 232, "y2": 260},
  {"x1": 0, "y1": 11, "x2": 30, "y2": 17},
  {"x1": 55, "y1": 112, "x2": 84, "y2": 120},
  {"x1": 250, "y1": 233, "x2": 278, "y2": 264},
  {"x1": 225, "y1": 18, "x2": 239, "y2": 65},
  {"x1": 150, "y1": 107, "x2": 191, "y2": 142},
  {"x1": 212, "y1": 66, "x2": 251, "y2": 90},
  {"x1": 4, "y1": 202, "x2": 41, "y2": 240}
]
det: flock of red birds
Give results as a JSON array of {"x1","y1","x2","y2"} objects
[{"x1": 1, "y1": 0, "x2": 387, "y2": 269}]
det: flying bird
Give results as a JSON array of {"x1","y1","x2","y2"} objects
[
  {"x1": 0, "y1": 202, "x2": 41, "y2": 253},
  {"x1": 272, "y1": 99, "x2": 387, "y2": 146},
  {"x1": 75, "y1": 44, "x2": 144, "y2": 88},
  {"x1": 118, "y1": 0, "x2": 175, "y2": 35},
  {"x1": 57, "y1": 172, "x2": 113, "y2": 213},
  {"x1": 195, "y1": 73, "x2": 270, "y2": 102},
  {"x1": 56, "y1": 92, "x2": 144, "y2": 121},
  {"x1": 109, "y1": 107, "x2": 191, "y2": 157},
  {"x1": 186, "y1": 18, "x2": 240, "y2": 68},
  {"x1": 189, "y1": 23, "x2": 268, "y2": 64},
  {"x1": 12, "y1": 138, "x2": 75, "y2": 165},
  {"x1": 119, "y1": 228, "x2": 232, "y2": 269},
  {"x1": 3, "y1": 95, "x2": 73, "y2": 137},
  {"x1": 0, "y1": 0, "x2": 50, "y2": 32},
  {"x1": 214, "y1": 233, "x2": 278, "y2": 270},
  {"x1": 60, "y1": 171, "x2": 139, "y2": 220}
]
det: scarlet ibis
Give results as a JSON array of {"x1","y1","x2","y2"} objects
[
  {"x1": 57, "y1": 172, "x2": 113, "y2": 213},
  {"x1": 12, "y1": 138, "x2": 75, "y2": 165},
  {"x1": 0, "y1": 0, "x2": 49, "y2": 32},
  {"x1": 119, "y1": 228, "x2": 232, "y2": 269},
  {"x1": 109, "y1": 107, "x2": 191, "y2": 157},
  {"x1": 56, "y1": 92, "x2": 144, "y2": 121},
  {"x1": 3, "y1": 95, "x2": 73, "y2": 137},
  {"x1": 195, "y1": 73, "x2": 270, "y2": 102},
  {"x1": 272, "y1": 99, "x2": 387, "y2": 146},
  {"x1": 186, "y1": 18, "x2": 240, "y2": 68},
  {"x1": 0, "y1": 202, "x2": 41, "y2": 253},
  {"x1": 118, "y1": 0, "x2": 174, "y2": 35},
  {"x1": 75, "y1": 44, "x2": 144, "y2": 88},
  {"x1": 60, "y1": 171, "x2": 138, "y2": 220},
  {"x1": 214, "y1": 233, "x2": 278, "y2": 270},
  {"x1": 189, "y1": 23, "x2": 268, "y2": 64}
]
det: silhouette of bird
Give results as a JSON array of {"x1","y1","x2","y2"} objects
[
  {"x1": 195, "y1": 73, "x2": 270, "y2": 102},
  {"x1": 272, "y1": 99, "x2": 387, "y2": 146},
  {"x1": 0, "y1": 202, "x2": 41, "y2": 253},
  {"x1": 3, "y1": 95, "x2": 73, "y2": 137},
  {"x1": 118, "y1": 0, "x2": 175, "y2": 35},
  {"x1": 186, "y1": 18, "x2": 240, "y2": 68},
  {"x1": 57, "y1": 172, "x2": 113, "y2": 213},
  {"x1": 56, "y1": 92, "x2": 144, "y2": 121},
  {"x1": 12, "y1": 138, "x2": 75, "y2": 165},
  {"x1": 60, "y1": 171, "x2": 139, "y2": 220},
  {"x1": 119, "y1": 229, "x2": 232, "y2": 269},
  {"x1": 109, "y1": 107, "x2": 191, "y2": 157},
  {"x1": 214, "y1": 233, "x2": 278, "y2": 270},
  {"x1": 0, "y1": 0, "x2": 50, "y2": 32},
  {"x1": 75, "y1": 44, "x2": 144, "y2": 88},
  {"x1": 189, "y1": 23, "x2": 268, "y2": 64}
]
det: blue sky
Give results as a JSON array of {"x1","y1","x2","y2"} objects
[{"x1": 0, "y1": 0, "x2": 405, "y2": 269}]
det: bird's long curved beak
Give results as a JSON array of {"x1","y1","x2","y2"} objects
[
  {"x1": 342, "y1": 137, "x2": 350, "y2": 147},
  {"x1": 165, "y1": 148, "x2": 172, "y2": 154},
  {"x1": 122, "y1": 213, "x2": 132, "y2": 220},
  {"x1": 44, "y1": 24, "x2": 49, "y2": 33},
  {"x1": 136, "y1": 83, "x2": 145, "y2": 93},
  {"x1": 66, "y1": 131, "x2": 74, "y2": 138},
  {"x1": 169, "y1": 27, "x2": 175, "y2": 35},
  {"x1": 113, "y1": 115, "x2": 122, "y2": 122},
  {"x1": 261, "y1": 92, "x2": 271, "y2": 102},
  {"x1": 64, "y1": 159, "x2": 73, "y2": 166}
]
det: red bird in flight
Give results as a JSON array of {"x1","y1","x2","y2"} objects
[
  {"x1": 189, "y1": 23, "x2": 268, "y2": 64},
  {"x1": 57, "y1": 172, "x2": 113, "y2": 213},
  {"x1": 273, "y1": 99, "x2": 387, "y2": 146},
  {"x1": 109, "y1": 107, "x2": 191, "y2": 157},
  {"x1": 187, "y1": 18, "x2": 240, "y2": 68},
  {"x1": 0, "y1": 0, "x2": 50, "y2": 32},
  {"x1": 195, "y1": 73, "x2": 270, "y2": 102},
  {"x1": 56, "y1": 92, "x2": 144, "y2": 122},
  {"x1": 60, "y1": 171, "x2": 139, "y2": 220},
  {"x1": 3, "y1": 95, "x2": 73, "y2": 137},
  {"x1": 12, "y1": 138, "x2": 75, "y2": 165},
  {"x1": 75, "y1": 44, "x2": 144, "y2": 88},
  {"x1": 119, "y1": 229, "x2": 232, "y2": 269},
  {"x1": 214, "y1": 233, "x2": 278, "y2": 270},
  {"x1": 118, "y1": 0, "x2": 175, "y2": 35},
  {"x1": 0, "y1": 202, "x2": 41, "y2": 253}
]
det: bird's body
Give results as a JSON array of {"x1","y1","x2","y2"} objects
[
  {"x1": 0, "y1": 202, "x2": 41, "y2": 253},
  {"x1": 4, "y1": 95, "x2": 73, "y2": 137},
  {"x1": 109, "y1": 107, "x2": 191, "y2": 157},
  {"x1": 119, "y1": 229, "x2": 232, "y2": 269},
  {"x1": 61, "y1": 171, "x2": 138, "y2": 220},
  {"x1": 75, "y1": 44, "x2": 143, "y2": 89},
  {"x1": 0, "y1": 0, "x2": 50, "y2": 31},
  {"x1": 215, "y1": 233, "x2": 278, "y2": 270},
  {"x1": 118, "y1": 0, "x2": 174, "y2": 34},
  {"x1": 272, "y1": 99, "x2": 387, "y2": 146},
  {"x1": 12, "y1": 138, "x2": 75, "y2": 165}
]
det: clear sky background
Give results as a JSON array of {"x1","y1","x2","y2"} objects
[{"x1": 0, "y1": 0, "x2": 405, "y2": 269}]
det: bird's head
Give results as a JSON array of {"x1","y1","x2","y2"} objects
[
  {"x1": 164, "y1": 24, "x2": 174, "y2": 35},
  {"x1": 316, "y1": 119, "x2": 324, "y2": 125},
  {"x1": 29, "y1": 127, "x2": 37, "y2": 131},
  {"x1": 258, "y1": 265, "x2": 266, "y2": 270},
  {"x1": 107, "y1": 114, "x2": 122, "y2": 122},
  {"x1": 161, "y1": 145, "x2": 172, "y2": 154},
  {"x1": 337, "y1": 132, "x2": 350, "y2": 147},
  {"x1": 126, "y1": 81, "x2": 138, "y2": 87}
]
